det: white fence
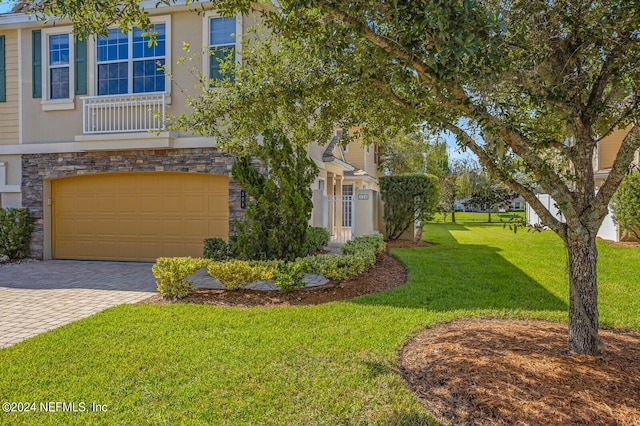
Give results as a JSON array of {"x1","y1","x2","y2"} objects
[
  {"x1": 526, "y1": 194, "x2": 619, "y2": 242},
  {"x1": 326, "y1": 194, "x2": 354, "y2": 242},
  {"x1": 82, "y1": 93, "x2": 166, "y2": 134},
  {"x1": 525, "y1": 194, "x2": 565, "y2": 226}
]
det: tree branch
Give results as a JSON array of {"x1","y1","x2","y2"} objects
[
  {"x1": 316, "y1": 1, "x2": 437, "y2": 85},
  {"x1": 592, "y1": 121, "x2": 640, "y2": 222},
  {"x1": 447, "y1": 124, "x2": 567, "y2": 239},
  {"x1": 585, "y1": 30, "x2": 637, "y2": 119},
  {"x1": 371, "y1": 79, "x2": 415, "y2": 111},
  {"x1": 316, "y1": 1, "x2": 578, "y2": 217},
  {"x1": 594, "y1": 99, "x2": 640, "y2": 142}
]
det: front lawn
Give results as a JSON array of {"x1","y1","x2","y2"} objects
[
  {"x1": 1, "y1": 223, "x2": 638, "y2": 425},
  {"x1": 431, "y1": 210, "x2": 526, "y2": 223}
]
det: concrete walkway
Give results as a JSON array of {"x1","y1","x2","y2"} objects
[{"x1": 0, "y1": 260, "x2": 329, "y2": 349}]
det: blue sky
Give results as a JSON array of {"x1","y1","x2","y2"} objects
[
  {"x1": 441, "y1": 130, "x2": 477, "y2": 163},
  {"x1": 0, "y1": 1, "x2": 16, "y2": 14}
]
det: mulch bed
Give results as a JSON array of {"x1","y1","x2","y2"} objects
[
  {"x1": 142, "y1": 251, "x2": 407, "y2": 307},
  {"x1": 606, "y1": 240, "x2": 640, "y2": 247},
  {"x1": 399, "y1": 318, "x2": 640, "y2": 425}
]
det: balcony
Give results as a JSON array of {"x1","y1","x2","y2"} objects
[{"x1": 82, "y1": 93, "x2": 166, "y2": 134}]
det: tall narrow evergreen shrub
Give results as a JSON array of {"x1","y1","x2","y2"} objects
[{"x1": 232, "y1": 129, "x2": 318, "y2": 261}]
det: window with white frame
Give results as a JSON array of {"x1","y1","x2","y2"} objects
[
  {"x1": 96, "y1": 24, "x2": 166, "y2": 95},
  {"x1": 208, "y1": 16, "x2": 237, "y2": 81},
  {"x1": 48, "y1": 34, "x2": 70, "y2": 99},
  {"x1": 41, "y1": 28, "x2": 75, "y2": 104}
]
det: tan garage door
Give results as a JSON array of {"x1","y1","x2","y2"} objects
[{"x1": 52, "y1": 172, "x2": 229, "y2": 261}]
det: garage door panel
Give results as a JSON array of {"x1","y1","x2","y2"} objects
[
  {"x1": 183, "y1": 242, "x2": 206, "y2": 256},
  {"x1": 162, "y1": 219, "x2": 185, "y2": 237},
  {"x1": 162, "y1": 198, "x2": 186, "y2": 213},
  {"x1": 52, "y1": 172, "x2": 229, "y2": 261},
  {"x1": 116, "y1": 219, "x2": 141, "y2": 235},
  {"x1": 137, "y1": 220, "x2": 160, "y2": 235},
  {"x1": 184, "y1": 197, "x2": 208, "y2": 213},
  {"x1": 184, "y1": 221, "x2": 208, "y2": 236}
]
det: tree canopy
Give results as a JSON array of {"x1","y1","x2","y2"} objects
[
  {"x1": 379, "y1": 174, "x2": 439, "y2": 241},
  {"x1": 30, "y1": 0, "x2": 640, "y2": 354}
]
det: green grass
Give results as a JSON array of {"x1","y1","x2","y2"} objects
[
  {"x1": 431, "y1": 210, "x2": 526, "y2": 223},
  {"x1": 1, "y1": 222, "x2": 638, "y2": 425}
]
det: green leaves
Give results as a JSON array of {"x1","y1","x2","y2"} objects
[
  {"x1": 379, "y1": 174, "x2": 439, "y2": 240},
  {"x1": 0, "y1": 208, "x2": 33, "y2": 259},
  {"x1": 152, "y1": 257, "x2": 209, "y2": 299},
  {"x1": 611, "y1": 171, "x2": 640, "y2": 240},
  {"x1": 231, "y1": 129, "x2": 317, "y2": 261}
]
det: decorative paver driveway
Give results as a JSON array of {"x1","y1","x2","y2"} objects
[
  {"x1": 0, "y1": 261, "x2": 157, "y2": 349},
  {"x1": 0, "y1": 260, "x2": 330, "y2": 349}
]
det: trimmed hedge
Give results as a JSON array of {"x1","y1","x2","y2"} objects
[
  {"x1": 304, "y1": 227, "x2": 330, "y2": 254},
  {"x1": 341, "y1": 234, "x2": 386, "y2": 256},
  {"x1": 301, "y1": 234, "x2": 385, "y2": 281},
  {"x1": 300, "y1": 253, "x2": 371, "y2": 281},
  {"x1": 152, "y1": 257, "x2": 209, "y2": 299},
  {"x1": 274, "y1": 261, "x2": 306, "y2": 292},
  {"x1": 207, "y1": 259, "x2": 275, "y2": 290},
  {"x1": 380, "y1": 174, "x2": 439, "y2": 240},
  {"x1": 0, "y1": 207, "x2": 34, "y2": 259},
  {"x1": 153, "y1": 234, "x2": 386, "y2": 297}
]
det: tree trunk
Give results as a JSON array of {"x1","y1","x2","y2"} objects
[
  {"x1": 451, "y1": 209, "x2": 456, "y2": 223},
  {"x1": 488, "y1": 209, "x2": 492, "y2": 223},
  {"x1": 566, "y1": 228, "x2": 601, "y2": 354}
]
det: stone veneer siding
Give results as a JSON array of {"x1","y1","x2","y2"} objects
[{"x1": 22, "y1": 147, "x2": 244, "y2": 259}]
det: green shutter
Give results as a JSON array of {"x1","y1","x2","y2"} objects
[
  {"x1": 32, "y1": 30, "x2": 41, "y2": 99},
  {"x1": 0, "y1": 35, "x2": 6, "y2": 102},
  {"x1": 74, "y1": 36, "x2": 86, "y2": 95}
]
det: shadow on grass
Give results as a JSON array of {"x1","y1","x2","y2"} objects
[{"x1": 352, "y1": 224, "x2": 567, "y2": 312}]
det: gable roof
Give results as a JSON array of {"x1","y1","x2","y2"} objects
[
  {"x1": 322, "y1": 129, "x2": 343, "y2": 161},
  {"x1": 11, "y1": 2, "x2": 28, "y2": 13}
]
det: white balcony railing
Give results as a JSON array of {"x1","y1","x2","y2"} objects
[{"x1": 82, "y1": 93, "x2": 166, "y2": 134}]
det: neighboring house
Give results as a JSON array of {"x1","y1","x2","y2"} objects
[
  {"x1": 453, "y1": 195, "x2": 523, "y2": 213},
  {"x1": 0, "y1": 3, "x2": 379, "y2": 261},
  {"x1": 308, "y1": 129, "x2": 380, "y2": 242},
  {"x1": 593, "y1": 127, "x2": 640, "y2": 188},
  {"x1": 526, "y1": 128, "x2": 640, "y2": 242},
  {"x1": 510, "y1": 196, "x2": 525, "y2": 210}
]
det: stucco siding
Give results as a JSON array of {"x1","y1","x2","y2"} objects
[
  {"x1": 21, "y1": 25, "x2": 82, "y2": 144},
  {"x1": 363, "y1": 143, "x2": 377, "y2": 176},
  {"x1": 17, "y1": 6, "x2": 261, "y2": 145}
]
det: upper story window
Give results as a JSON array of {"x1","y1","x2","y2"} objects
[
  {"x1": 96, "y1": 23, "x2": 166, "y2": 95},
  {"x1": 40, "y1": 27, "x2": 76, "y2": 108},
  {"x1": 204, "y1": 15, "x2": 240, "y2": 82},
  {"x1": 48, "y1": 34, "x2": 70, "y2": 99}
]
